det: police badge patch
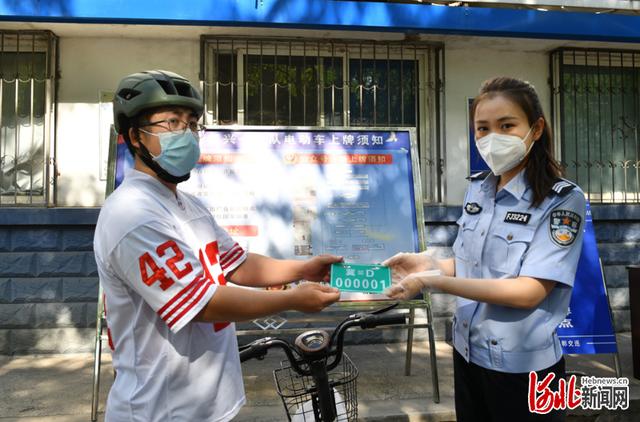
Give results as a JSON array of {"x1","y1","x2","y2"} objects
[
  {"x1": 549, "y1": 210, "x2": 581, "y2": 247},
  {"x1": 464, "y1": 202, "x2": 482, "y2": 215}
]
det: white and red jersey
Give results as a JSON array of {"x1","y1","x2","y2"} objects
[{"x1": 94, "y1": 169, "x2": 247, "y2": 422}]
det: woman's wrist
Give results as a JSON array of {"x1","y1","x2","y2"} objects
[{"x1": 418, "y1": 251, "x2": 443, "y2": 273}]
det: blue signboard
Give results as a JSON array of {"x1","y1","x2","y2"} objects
[
  {"x1": 557, "y1": 202, "x2": 617, "y2": 354},
  {"x1": 113, "y1": 128, "x2": 424, "y2": 301}
]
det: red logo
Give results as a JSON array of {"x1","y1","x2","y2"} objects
[{"x1": 528, "y1": 372, "x2": 582, "y2": 414}]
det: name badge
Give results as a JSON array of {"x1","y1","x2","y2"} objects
[{"x1": 504, "y1": 211, "x2": 531, "y2": 225}]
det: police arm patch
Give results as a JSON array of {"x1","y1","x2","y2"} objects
[{"x1": 549, "y1": 210, "x2": 581, "y2": 247}]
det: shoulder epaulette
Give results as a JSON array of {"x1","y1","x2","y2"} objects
[
  {"x1": 550, "y1": 179, "x2": 576, "y2": 196},
  {"x1": 466, "y1": 170, "x2": 491, "y2": 181}
]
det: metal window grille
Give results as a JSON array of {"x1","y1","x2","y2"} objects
[
  {"x1": 200, "y1": 37, "x2": 445, "y2": 203},
  {"x1": 551, "y1": 47, "x2": 640, "y2": 203},
  {"x1": 0, "y1": 30, "x2": 57, "y2": 206}
]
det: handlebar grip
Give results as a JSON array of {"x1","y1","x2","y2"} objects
[
  {"x1": 360, "y1": 312, "x2": 407, "y2": 329},
  {"x1": 239, "y1": 346, "x2": 257, "y2": 362},
  {"x1": 239, "y1": 343, "x2": 268, "y2": 362}
]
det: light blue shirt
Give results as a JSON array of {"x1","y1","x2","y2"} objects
[{"x1": 452, "y1": 170, "x2": 586, "y2": 373}]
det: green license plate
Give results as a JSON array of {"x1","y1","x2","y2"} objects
[{"x1": 330, "y1": 263, "x2": 391, "y2": 294}]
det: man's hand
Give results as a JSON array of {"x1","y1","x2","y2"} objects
[
  {"x1": 300, "y1": 254, "x2": 343, "y2": 282},
  {"x1": 288, "y1": 282, "x2": 341, "y2": 312},
  {"x1": 382, "y1": 252, "x2": 440, "y2": 284},
  {"x1": 385, "y1": 271, "x2": 440, "y2": 301}
]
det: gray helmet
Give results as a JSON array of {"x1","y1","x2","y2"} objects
[{"x1": 113, "y1": 70, "x2": 204, "y2": 135}]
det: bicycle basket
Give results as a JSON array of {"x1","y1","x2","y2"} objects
[{"x1": 273, "y1": 353, "x2": 359, "y2": 422}]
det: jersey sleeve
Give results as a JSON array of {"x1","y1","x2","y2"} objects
[
  {"x1": 518, "y1": 190, "x2": 587, "y2": 287},
  {"x1": 110, "y1": 220, "x2": 216, "y2": 333},
  {"x1": 211, "y1": 217, "x2": 248, "y2": 276}
]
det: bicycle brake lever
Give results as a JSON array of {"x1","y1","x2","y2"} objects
[
  {"x1": 371, "y1": 302, "x2": 399, "y2": 315},
  {"x1": 239, "y1": 337, "x2": 273, "y2": 351}
]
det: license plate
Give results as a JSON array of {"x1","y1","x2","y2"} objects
[{"x1": 330, "y1": 263, "x2": 391, "y2": 294}]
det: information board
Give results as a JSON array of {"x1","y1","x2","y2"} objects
[{"x1": 113, "y1": 128, "x2": 426, "y2": 301}]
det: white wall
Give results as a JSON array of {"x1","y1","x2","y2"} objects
[
  {"x1": 56, "y1": 37, "x2": 200, "y2": 206},
  {"x1": 442, "y1": 45, "x2": 551, "y2": 205},
  {"x1": 3, "y1": 21, "x2": 635, "y2": 207},
  {"x1": 54, "y1": 35, "x2": 552, "y2": 207}
]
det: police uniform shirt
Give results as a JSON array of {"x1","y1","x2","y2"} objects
[{"x1": 452, "y1": 169, "x2": 586, "y2": 373}]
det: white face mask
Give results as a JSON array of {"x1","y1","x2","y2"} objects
[{"x1": 475, "y1": 126, "x2": 535, "y2": 176}]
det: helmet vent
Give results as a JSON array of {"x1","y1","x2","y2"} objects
[
  {"x1": 174, "y1": 81, "x2": 194, "y2": 98},
  {"x1": 117, "y1": 88, "x2": 141, "y2": 101},
  {"x1": 156, "y1": 79, "x2": 177, "y2": 95}
]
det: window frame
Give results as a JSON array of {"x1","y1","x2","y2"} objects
[
  {"x1": 551, "y1": 47, "x2": 640, "y2": 204},
  {"x1": 200, "y1": 36, "x2": 444, "y2": 203},
  {"x1": 0, "y1": 30, "x2": 57, "y2": 207}
]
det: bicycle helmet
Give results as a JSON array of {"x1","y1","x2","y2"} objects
[
  {"x1": 113, "y1": 70, "x2": 204, "y2": 184},
  {"x1": 113, "y1": 70, "x2": 203, "y2": 135}
]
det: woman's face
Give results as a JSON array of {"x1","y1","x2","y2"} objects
[{"x1": 474, "y1": 94, "x2": 540, "y2": 149}]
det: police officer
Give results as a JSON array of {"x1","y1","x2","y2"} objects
[{"x1": 384, "y1": 76, "x2": 586, "y2": 421}]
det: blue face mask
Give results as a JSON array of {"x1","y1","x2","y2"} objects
[{"x1": 148, "y1": 130, "x2": 201, "y2": 177}]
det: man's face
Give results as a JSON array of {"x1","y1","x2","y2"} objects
[{"x1": 131, "y1": 107, "x2": 199, "y2": 156}]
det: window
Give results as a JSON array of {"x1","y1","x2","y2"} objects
[
  {"x1": 0, "y1": 31, "x2": 57, "y2": 206},
  {"x1": 551, "y1": 48, "x2": 640, "y2": 203},
  {"x1": 349, "y1": 58, "x2": 416, "y2": 127},
  {"x1": 201, "y1": 37, "x2": 444, "y2": 202}
]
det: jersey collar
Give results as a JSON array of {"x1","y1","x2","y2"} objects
[{"x1": 125, "y1": 168, "x2": 177, "y2": 201}]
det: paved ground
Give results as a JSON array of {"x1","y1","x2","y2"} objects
[{"x1": 0, "y1": 334, "x2": 638, "y2": 421}]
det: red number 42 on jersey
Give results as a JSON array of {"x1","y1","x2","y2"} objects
[{"x1": 138, "y1": 240, "x2": 196, "y2": 290}]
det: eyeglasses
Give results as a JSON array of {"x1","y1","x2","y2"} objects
[{"x1": 140, "y1": 117, "x2": 206, "y2": 137}]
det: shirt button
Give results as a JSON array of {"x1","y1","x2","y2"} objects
[
  {"x1": 480, "y1": 230, "x2": 485, "y2": 236},
  {"x1": 491, "y1": 339, "x2": 498, "y2": 345},
  {"x1": 507, "y1": 234, "x2": 513, "y2": 241},
  {"x1": 463, "y1": 321, "x2": 468, "y2": 328},
  {"x1": 474, "y1": 261, "x2": 478, "y2": 267},
  {"x1": 462, "y1": 223, "x2": 466, "y2": 228}
]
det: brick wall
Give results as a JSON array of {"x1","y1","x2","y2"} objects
[
  {"x1": 0, "y1": 205, "x2": 637, "y2": 354},
  {"x1": 0, "y1": 209, "x2": 100, "y2": 354}
]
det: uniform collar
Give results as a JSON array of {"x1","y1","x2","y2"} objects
[
  {"x1": 480, "y1": 172, "x2": 498, "y2": 193},
  {"x1": 499, "y1": 169, "x2": 530, "y2": 200}
]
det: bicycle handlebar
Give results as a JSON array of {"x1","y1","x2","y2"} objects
[
  {"x1": 357, "y1": 312, "x2": 407, "y2": 329},
  {"x1": 238, "y1": 304, "x2": 407, "y2": 421},
  {"x1": 238, "y1": 304, "x2": 407, "y2": 373},
  {"x1": 326, "y1": 311, "x2": 406, "y2": 371},
  {"x1": 239, "y1": 337, "x2": 302, "y2": 371},
  {"x1": 239, "y1": 338, "x2": 271, "y2": 362}
]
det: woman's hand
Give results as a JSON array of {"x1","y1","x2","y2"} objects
[
  {"x1": 385, "y1": 271, "x2": 441, "y2": 301},
  {"x1": 382, "y1": 252, "x2": 441, "y2": 284}
]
